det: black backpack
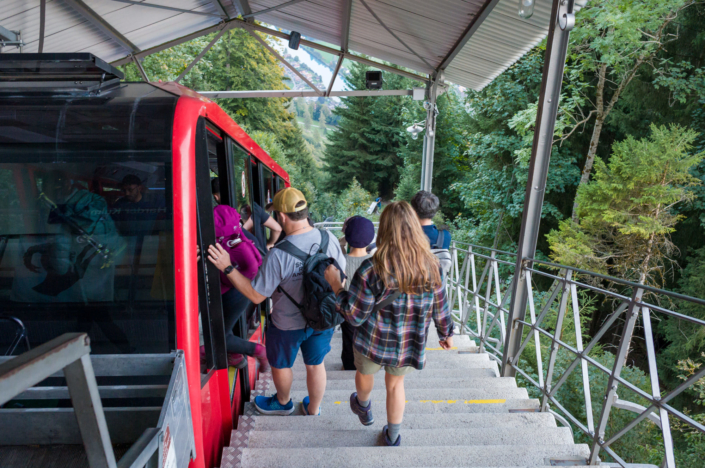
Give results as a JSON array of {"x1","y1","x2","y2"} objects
[{"x1": 274, "y1": 229, "x2": 346, "y2": 331}]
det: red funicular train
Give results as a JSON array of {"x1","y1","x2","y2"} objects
[{"x1": 0, "y1": 54, "x2": 286, "y2": 468}]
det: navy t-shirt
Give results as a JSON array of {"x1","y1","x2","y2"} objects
[{"x1": 422, "y1": 225, "x2": 451, "y2": 249}]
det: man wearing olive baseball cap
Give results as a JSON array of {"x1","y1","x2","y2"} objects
[{"x1": 206, "y1": 187, "x2": 346, "y2": 416}]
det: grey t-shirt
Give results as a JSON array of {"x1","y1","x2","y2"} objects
[
  {"x1": 252, "y1": 228, "x2": 346, "y2": 330},
  {"x1": 344, "y1": 254, "x2": 372, "y2": 291}
]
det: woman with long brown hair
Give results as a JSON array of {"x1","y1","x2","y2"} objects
[{"x1": 324, "y1": 201, "x2": 454, "y2": 446}]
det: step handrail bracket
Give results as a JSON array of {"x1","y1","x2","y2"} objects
[
  {"x1": 0, "y1": 333, "x2": 118, "y2": 468},
  {"x1": 0, "y1": 336, "x2": 196, "y2": 468}
]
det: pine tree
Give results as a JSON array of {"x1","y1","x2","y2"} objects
[
  {"x1": 323, "y1": 61, "x2": 418, "y2": 197},
  {"x1": 547, "y1": 124, "x2": 704, "y2": 286}
]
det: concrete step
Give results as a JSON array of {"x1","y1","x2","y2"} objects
[
  {"x1": 240, "y1": 444, "x2": 591, "y2": 468},
  {"x1": 282, "y1": 368, "x2": 499, "y2": 381},
  {"x1": 286, "y1": 377, "x2": 517, "y2": 391},
  {"x1": 282, "y1": 387, "x2": 529, "y2": 403},
  {"x1": 245, "y1": 398, "x2": 540, "y2": 415},
  {"x1": 245, "y1": 427, "x2": 575, "y2": 448},
  {"x1": 242, "y1": 412, "x2": 558, "y2": 432},
  {"x1": 292, "y1": 354, "x2": 496, "y2": 372}
]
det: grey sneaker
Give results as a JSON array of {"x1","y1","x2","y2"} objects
[{"x1": 349, "y1": 392, "x2": 374, "y2": 426}]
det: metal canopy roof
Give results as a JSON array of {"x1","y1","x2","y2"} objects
[{"x1": 1, "y1": 0, "x2": 561, "y2": 90}]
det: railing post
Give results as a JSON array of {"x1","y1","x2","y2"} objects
[
  {"x1": 641, "y1": 306, "x2": 675, "y2": 468},
  {"x1": 502, "y1": 0, "x2": 576, "y2": 377},
  {"x1": 589, "y1": 287, "x2": 643, "y2": 465},
  {"x1": 541, "y1": 270, "x2": 571, "y2": 411}
]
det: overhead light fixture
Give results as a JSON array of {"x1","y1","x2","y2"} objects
[
  {"x1": 406, "y1": 122, "x2": 424, "y2": 140},
  {"x1": 518, "y1": 0, "x2": 534, "y2": 19},
  {"x1": 288, "y1": 31, "x2": 301, "y2": 50}
]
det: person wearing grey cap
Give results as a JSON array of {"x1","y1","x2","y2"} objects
[{"x1": 340, "y1": 216, "x2": 376, "y2": 370}]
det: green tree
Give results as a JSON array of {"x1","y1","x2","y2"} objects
[
  {"x1": 323, "y1": 61, "x2": 419, "y2": 197},
  {"x1": 548, "y1": 124, "x2": 704, "y2": 285},
  {"x1": 566, "y1": 0, "x2": 699, "y2": 221}
]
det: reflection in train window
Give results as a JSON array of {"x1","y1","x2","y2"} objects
[{"x1": 0, "y1": 161, "x2": 175, "y2": 354}]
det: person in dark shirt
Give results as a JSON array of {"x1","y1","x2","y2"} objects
[
  {"x1": 111, "y1": 174, "x2": 164, "y2": 236},
  {"x1": 410, "y1": 190, "x2": 451, "y2": 249}
]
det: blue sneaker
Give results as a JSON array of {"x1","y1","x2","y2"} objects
[
  {"x1": 383, "y1": 425, "x2": 401, "y2": 446},
  {"x1": 302, "y1": 396, "x2": 321, "y2": 415},
  {"x1": 349, "y1": 392, "x2": 374, "y2": 426},
  {"x1": 254, "y1": 393, "x2": 295, "y2": 415}
]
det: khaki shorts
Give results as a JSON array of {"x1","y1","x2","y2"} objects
[{"x1": 353, "y1": 349, "x2": 415, "y2": 376}]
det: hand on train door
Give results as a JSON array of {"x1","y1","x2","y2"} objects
[{"x1": 207, "y1": 243, "x2": 232, "y2": 272}]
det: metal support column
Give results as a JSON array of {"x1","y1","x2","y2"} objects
[
  {"x1": 420, "y1": 75, "x2": 441, "y2": 192},
  {"x1": 502, "y1": 0, "x2": 575, "y2": 377}
]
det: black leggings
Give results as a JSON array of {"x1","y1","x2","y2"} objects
[
  {"x1": 341, "y1": 321, "x2": 357, "y2": 371},
  {"x1": 222, "y1": 288, "x2": 257, "y2": 356}
]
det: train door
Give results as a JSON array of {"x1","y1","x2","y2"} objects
[{"x1": 194, "y1": 118, "x2": 233, "y2": 466}]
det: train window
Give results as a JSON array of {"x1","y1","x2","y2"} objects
[
  {"x1": 229, "y1": 140, "x2": 252, "y2": 215},
  {"x1": 0, "y1": 159, "x2": 175, "y2": 355}
]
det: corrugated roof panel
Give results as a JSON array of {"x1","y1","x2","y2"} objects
[
  {"x1": 0, "y1": 0, "x2": 567, "y2": 91},
  {"x1": 125, "y1": 13, "x2": 219, "y2": 52},
  {"x1": 254, "y1": 0, "x2": 344, "y2": 47},
  {"x1": 445, "y1": 0, "x2": 555, "y2": 89}
]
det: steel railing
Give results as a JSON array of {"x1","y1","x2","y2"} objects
[
  {"x1": 445, "y1": 240, "x2": 705, "y2": 468},
  {"x1": 0, "y1": 334, "x2": 195, "y2": 468}
]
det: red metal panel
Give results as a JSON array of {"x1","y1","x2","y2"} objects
[
  {"x1": 150, "y1": 81, "x2": 290, "y2": 184},
  {"x1": 200, "y1": 369, "x2": 232, "y2": 468},
  {"x1": 172, "y1": 96, "x2": 207, "y2": 468}
]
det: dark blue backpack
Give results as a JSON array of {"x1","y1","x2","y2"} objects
[{"x1": 274, "y1": 229, "x2": 346, "y2": 331}]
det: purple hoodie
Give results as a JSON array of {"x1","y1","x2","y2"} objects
[{"x1": 213, "y1": 205, "x2": 262, "y2": 294}]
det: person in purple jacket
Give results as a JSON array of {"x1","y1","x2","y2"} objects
[{"x1": 201, "y1": 205, "x2": 268, "y2": 370}]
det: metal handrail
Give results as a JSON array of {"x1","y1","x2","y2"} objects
[
  {"x1": 0, "y1": 335, "x2": 195, "y2": 468},
  {"x1": 0, "y1": 333, "x2": 119, "y2": 467},
  {"x1": 446, "y1": 240, "x2": 705, "y2": 468}
]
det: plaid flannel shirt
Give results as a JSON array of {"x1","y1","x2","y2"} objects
[{"x1": 334, "y1": 259, "x2": 454, "y2": 370}]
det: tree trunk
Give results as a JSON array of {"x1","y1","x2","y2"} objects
[{"x1": 571, "y1": 62, "x2": 607, "y2": 223}]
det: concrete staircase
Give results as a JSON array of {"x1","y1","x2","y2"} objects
[{"x1": 219, "y1": 328, "x2": 593, "y2": 468}]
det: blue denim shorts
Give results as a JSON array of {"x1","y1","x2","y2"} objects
[{"x1": 265, "y1": 322, "x2": 335, "y2": 369}]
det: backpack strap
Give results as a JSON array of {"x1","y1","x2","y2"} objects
[
  {"x1": 318, "y1": 229, "x2": 329, "y2": 254},
  {"x1": 372, "y1": 290, "x2": 402, "y2": 312},
  {"x1": 276, "y1": 284, "x2": 303, "y2": 309},
  {"x1": 273, "y1": 240, "x2": 309, "y2": 263},
  {"x1": 433, "y1": 230, "x2": 446, "y2": 250}
]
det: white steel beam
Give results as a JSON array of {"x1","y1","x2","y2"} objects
[
  {"x1": 341, "y1": 0, "x2": 352, "y2": 52},
  {"x1": 243, "y1": 0, "x2": 307, "y2": 19},
  {"x1": 325, "y1": 54, "x2": 344, "y2": 96},
  {"x1": 358, "y1": 0, "x2": 434, "y2": 72},
  {"x1": 38, "y1": 0, "x2": 46, "y2": 52},
  {"x1": 109, "y1": 0, "x2": 226, "y2": 18},
  {"x1": 232, "y1": 0, "x2": 252, "y2": 16},
  {"x1": 201, "y1": 89, "x2": 414, "y2": 99},
  {"x1": 63, "y1": 0, "x2": 140, "y2": 53},
  {"x1": 131, "y1": 54, "x2": 149, "y2": 82},
  {"x1": 437, "y1": 0, "x2": 501, "y2": 71},
  {"x1": 208, "y1": 0, "x2": 229, "y2": 18},
  {"x1": 175, "y1": 26, "x2": 230, "y2": 83},
  {"x1": 110, "y1": 18, "x2": 427, "y2": 83},
  {"x1": 245, "y1": 28, "x2": 323, "y2": 95},
  {"x1": 503, "y1": 0, "x2": 576, "y2": 377}
]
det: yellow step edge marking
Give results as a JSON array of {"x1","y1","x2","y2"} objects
[
  {"x1": 417, "y1": 399, "x2": 506, "y2": 404},
  {"x1": 425, "y1": 347, "x2": 458, "y2": 351},
  {"x1": 334, "y1": 399, "x2": 505, "y2": 405}
]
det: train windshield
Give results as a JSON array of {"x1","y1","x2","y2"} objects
[{"x1": 0, "y1": 92, "x2": 177, "y2": 354}]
